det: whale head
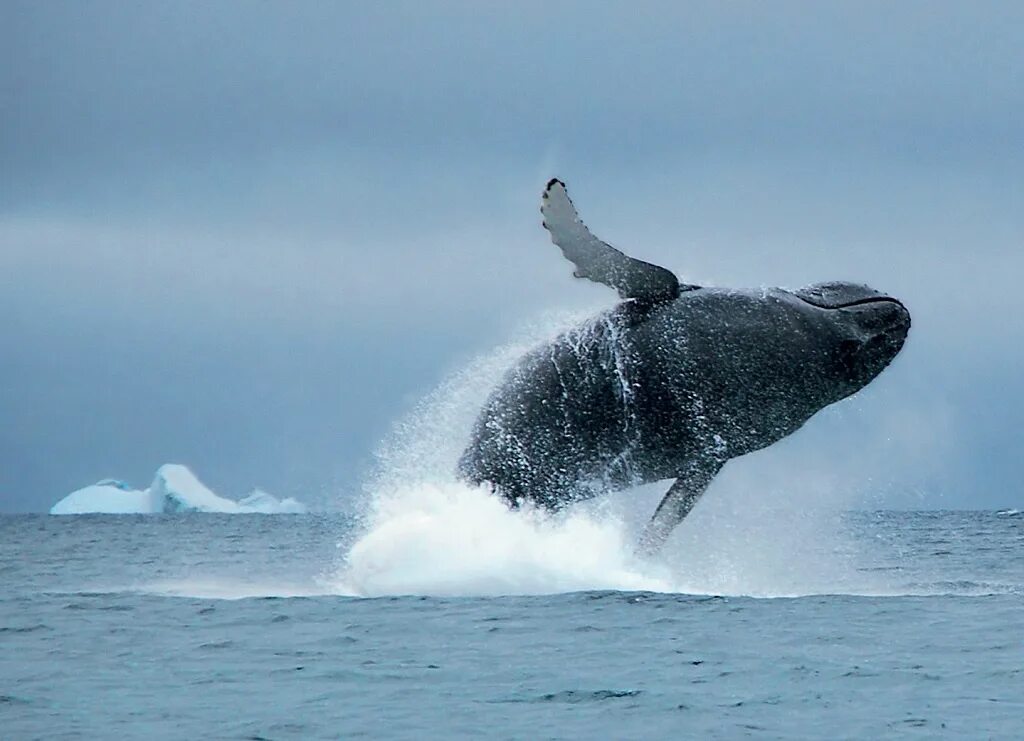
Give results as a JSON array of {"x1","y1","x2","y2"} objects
[{"x1": 795, "y1": 281, "x2": 911, "y2": 398}]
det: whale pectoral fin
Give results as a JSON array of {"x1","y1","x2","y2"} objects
[
  {"x1": 541, "y1": 179, "x2": 691, "y2": 303},
  {"x1": 636, "y1": 460, "x2": 723, "y2": 556}
]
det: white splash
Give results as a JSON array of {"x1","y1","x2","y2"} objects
[
  {"x1": 337, "y1": 482, "x2": 671, "y2": 597},
  {"x1": 333, "y1": 476, "x2": 880, "y2": 599}
]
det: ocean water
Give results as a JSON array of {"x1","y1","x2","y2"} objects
[{"x1": 2, "y1": 509, "x2": 1022, "y2": 739}]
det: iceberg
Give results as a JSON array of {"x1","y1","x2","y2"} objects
[
  {"x1": 151, "y1": 464, "x2": 242, "y2": 514},
  {"x1": 238, "y1": 488, "x2": 307, "y2": 514},
  {"x1": 49, "y1": 464, "x2": 307, "y2": 515},
  {"x1": 49, "y1": 479, "x2": 151, "y2": 515}
]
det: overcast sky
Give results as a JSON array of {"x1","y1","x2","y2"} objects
[{"x1": 2, "y1": 1, "x2": 1021, "y2": 512}]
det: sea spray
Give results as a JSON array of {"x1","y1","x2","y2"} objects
[
  {"x1": 332, "y1": 307, "x2": 673, "y2": 597},
  {"x1": 338, "y1": 481, "x2": 671, "y2": 597}
]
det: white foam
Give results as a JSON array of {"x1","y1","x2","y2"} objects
[
  {"x1": 331, "y1": 476, "x2": 887, "y2": 599},
  {"x1": 336, "y1": 481, "x2": 672, "y2": 597}
]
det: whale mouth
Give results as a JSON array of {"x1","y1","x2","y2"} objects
[
  {"x1": 796, "y1": 291, "x2": 903, "y2": 311},
  {"x1": 815, "y1": 295, "x2": 908, "y2": 314}
]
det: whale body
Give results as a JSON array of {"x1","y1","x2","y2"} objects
[{"x1": 458, "y1": 180, "x2": 910, "y2": 551}]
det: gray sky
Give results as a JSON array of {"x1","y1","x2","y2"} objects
[{"x1": 2, "y1": 1, "x2": 1021, "y2": 512}]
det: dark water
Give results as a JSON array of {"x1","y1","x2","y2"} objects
[{"x1": 1, "y1": 512, "x2": 1022, "y2": 739}]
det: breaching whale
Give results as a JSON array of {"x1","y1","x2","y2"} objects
[{"x1": 458, "y1": 179, "x2": 911, "y2": 552}]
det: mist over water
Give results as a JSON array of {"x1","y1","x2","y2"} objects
[{"x1": 333, "y1": 310, "x2": 894, "y2": 599}]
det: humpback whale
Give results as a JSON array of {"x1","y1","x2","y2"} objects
[{"x1": 458, "y1": 179, "x2": 911, "y2": 552}]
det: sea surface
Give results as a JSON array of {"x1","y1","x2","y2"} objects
[{"x1": 1, "y1": 510, "x2": 1022, "y2": 739}]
